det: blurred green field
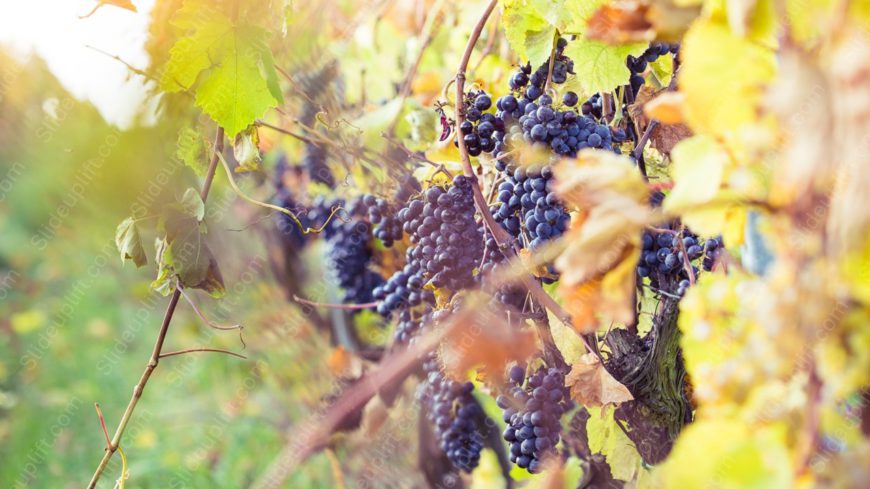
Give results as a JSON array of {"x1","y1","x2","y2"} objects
[{"x1": 0, "y1": 49, "x2": 422, "y2": 488}]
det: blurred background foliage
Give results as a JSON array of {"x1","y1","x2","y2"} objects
[{"x1": 0, "y1": 0, "x2": 492, "y2": 485}]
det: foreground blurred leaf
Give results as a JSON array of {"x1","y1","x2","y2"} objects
[
  {"x1": 553, "y1": 151, "x2": 649, "y2": 332},
  {"x1": 679, "y1": 19, "x2": 775, "y2": 137}
]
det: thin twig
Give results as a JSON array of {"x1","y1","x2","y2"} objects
[
  {"x1": 94, "y1": 403, "x2": 111, "y2": 449},
  {"x1": 293, "y1": 295, "x2": 380, "y2": 311},
  {"x1": 159, "y1": 348, "x2": 247, "y2": 360},
  {"x1": 87, "y1": 126, "x2": 225, "y2": 489},
  {"x1": 453, "y1": 0, "x2": 594, "y2": 356}
]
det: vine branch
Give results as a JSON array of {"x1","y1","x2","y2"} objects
[
  {"x1": 87, "y1": 126, "x2": 226, "y2": 489},
  {"x1": 454, "y1": 0, "x2": 593, "y2": 356}
]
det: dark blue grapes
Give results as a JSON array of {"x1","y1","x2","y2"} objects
[
  {"x1": 398, "y1": 175, "x2": 484, "y2": 290},
  {"x1": 490, "y1": 165, "x2": 571, "y2": 251},
  {"x1": 637, "y1": 229, "x2": 721, "y2": 296},
  {"x1": 499, "y1": 365, "x2": 570, "y2": 473},
  {"x1": 420, "y1": 360, "x2": 485, "y2": 472},
  {"x1": 626, "y1": 42, "x2": 680, "y2": 95},
  {"x1": 318, "y1": 199, "x2": 384, "y2": 305}
]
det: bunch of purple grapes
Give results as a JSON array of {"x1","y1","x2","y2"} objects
[{"x1": 498, "y1": 365, "x2": 571, "y2": 473}]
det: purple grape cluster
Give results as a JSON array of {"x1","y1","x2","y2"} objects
[
  {"x1": 627, "y1": 42, "x2": 680, "y2": 95},
  {"x1": 420, "y1": 358, "x2": 485, "y2": 473},
  {"x1": 498, "y1": 365, "x2": 571, "y2": 473},
  {"x1": 637, "y1": 230, "x2": 722, "y2": 296},
  {"x1": 363, "y1": 175, "x2": 422, "y2": 247}
]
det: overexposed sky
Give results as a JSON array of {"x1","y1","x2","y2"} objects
[{"x1": 0, "y1": 0, "x2": 157, "y2": 128}]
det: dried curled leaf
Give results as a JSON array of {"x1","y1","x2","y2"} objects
[
  {"x1": 567, "y1": 354, "x2": 634, "y2": 407},
  {"x1": 553, "y1": 151, "x2": 651, "y2": 333}
]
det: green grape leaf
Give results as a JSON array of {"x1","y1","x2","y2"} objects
[
  {"x1": 502, "y1": 0, "x2": 557, "y2": 69},
  {"x1": 152, "y1": 198, "x2": 225, "y2": 298},
  {"x1": 161, "y1": 2, "x2": 280, "y2": 137},
  {"x1": 114, "y1": 217, "x2": 147, "y2": 268},
  {"x1": 563, "y1": 40, "x2": 647, "y2": 96},
  {"x1": 176, "y1": 125, "x2": 208, "y2": 176},
  {"x1": 532, "y1": 0, "x2": 607, "y2": 33}
]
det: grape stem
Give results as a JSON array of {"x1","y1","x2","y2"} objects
[
  {"x1": 87, "y1": 126, "x2": 226, "y2": 489},
  {"x1": 292, "y1": 294, "x2": 380, "y2": 311},
  {"x1": 158, "y1": 348, "x2": 247, "y2": 360},
  {"x1": 454, "y1": 0, "x2": 594, "y2": 358}
]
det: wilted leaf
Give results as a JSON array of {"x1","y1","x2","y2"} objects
[
  {"x1": 567, "y1": 354, "x2": 634, "y2": 407},
  {"x1": 115, "y1": 217, "x2": 147, "y2": 268},
  {"x1": 553, "y1": 150, "x2": 649, "y2": 211},
  {"x1": 177, "y1": 188, "x2": 205, "y2": 221},
  {"x1": 586, "y1": 2, "x2": 655, "y2": 44},
  {"x1": 233, "y1": 126, "x2": 262, "y2": 173}
]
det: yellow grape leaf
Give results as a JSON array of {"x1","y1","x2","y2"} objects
[
  {"x1": 679, "y1": 20, "x2": 776, "y2": 137},
  {"x1": 79, "y1": 0, "x2": 136, "y2": 19},
  {"x1": 586, "y1": 406, "x2": 642, "y2": 482},
  {"x1": 656, "y1": 419, "x2": 793, "y2": 488},
  {"x1": 566, "y1": 353, "x2": 634, "y2": 407}
]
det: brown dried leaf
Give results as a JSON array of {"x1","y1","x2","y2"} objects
[
  {"x1": 586, "y1": 2, "x2": 655, "y2": 44},
  {"x1": 566, "y1": 353, "x2": 634, "y2": 407}
]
